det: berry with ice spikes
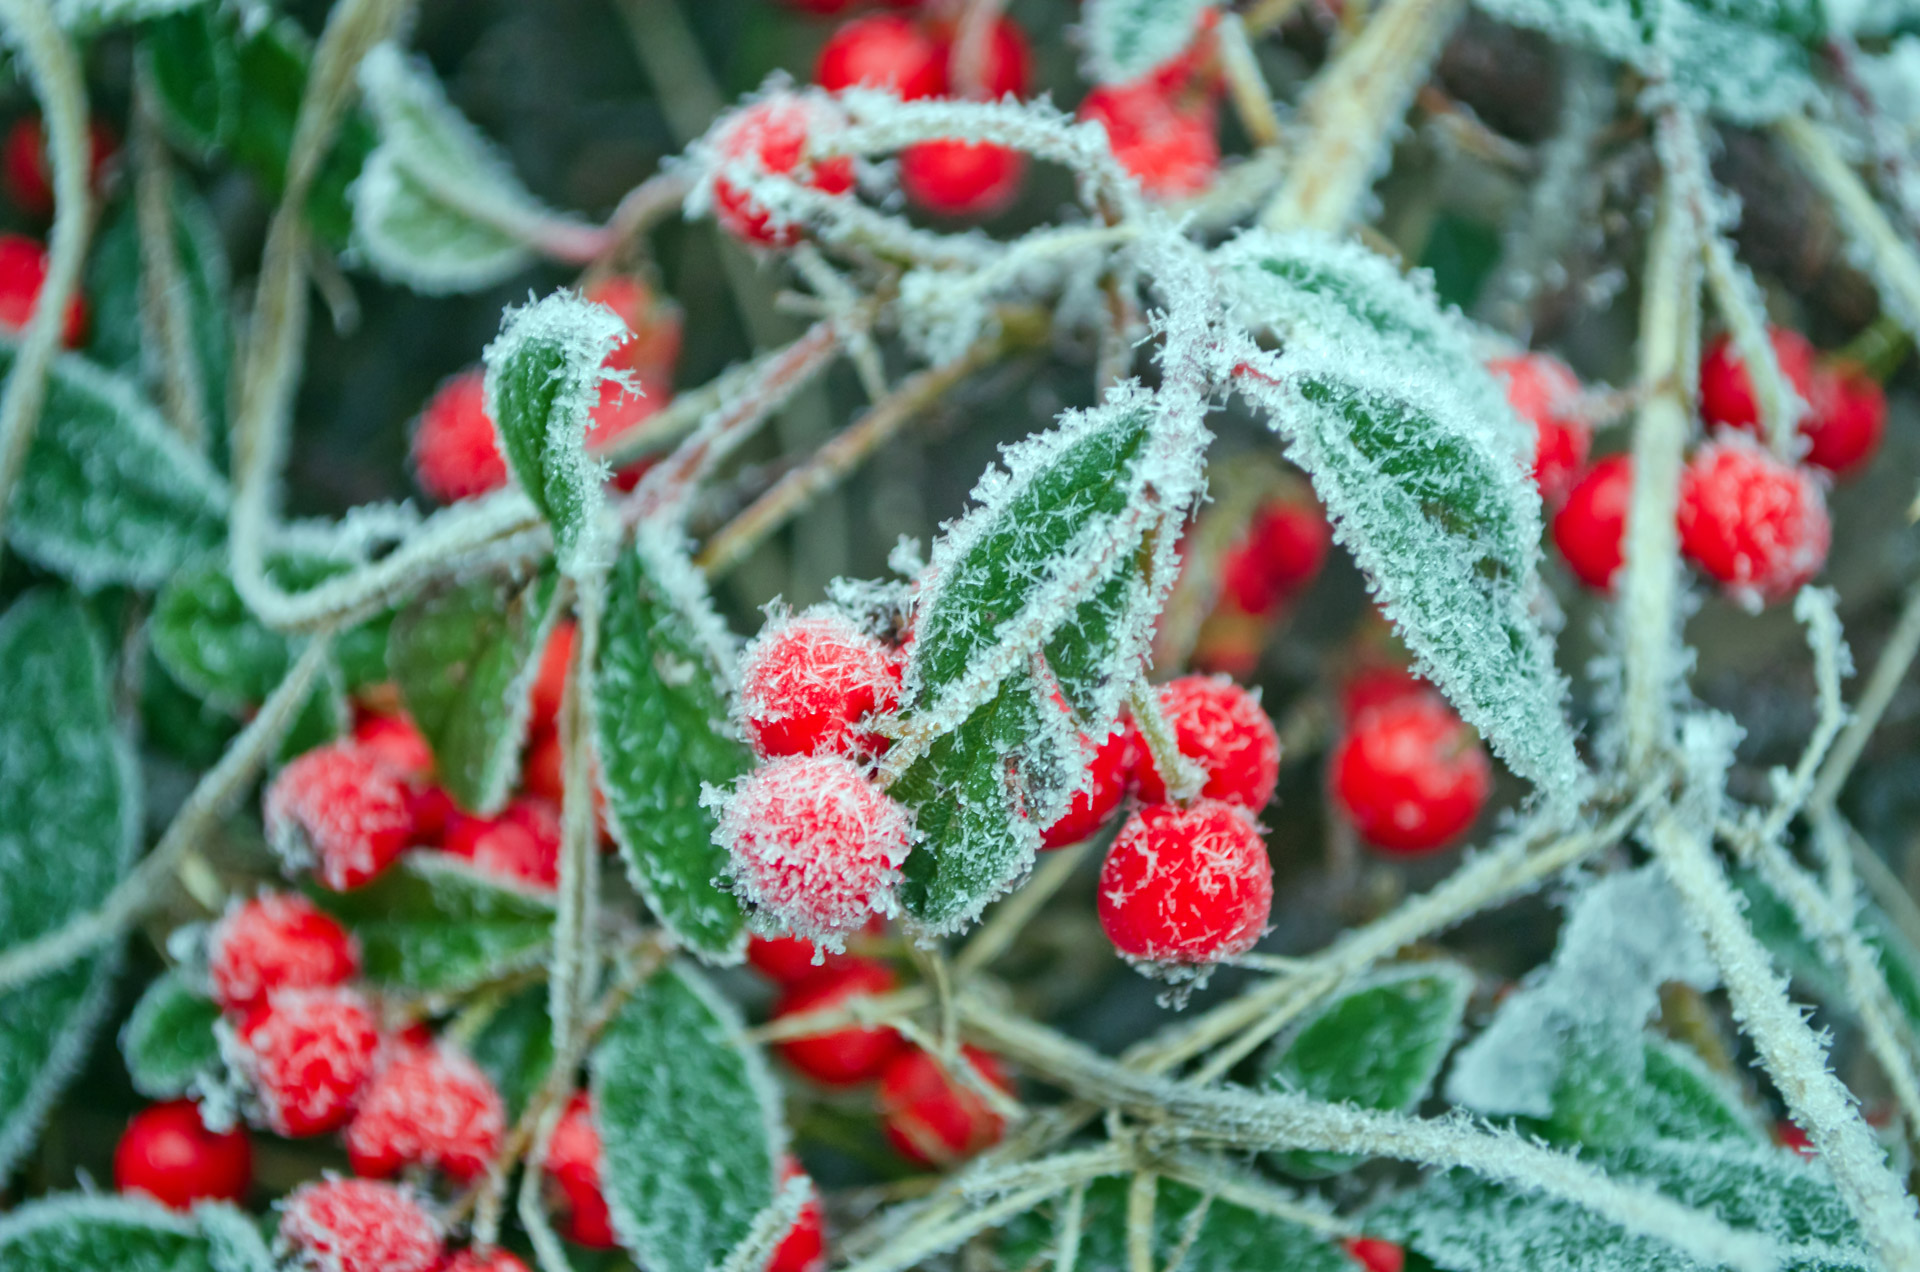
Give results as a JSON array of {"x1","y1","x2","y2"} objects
[
  {"x1": 717, "y1": 754, "x2": 914, "y2": 941},
  {"x1": 3, "y1": 114, "x2": 115, "y2": 218},
  {"x1": 877, "y1": 1045, "x2": 1012, "y2": 1167},
  {"x1": 351, "y1": 710, "x2": 434, "y2": 780},
  {"x1": 277, "y1": 1177, "x2": 444, "y2": 1272},
  {"x1": 1330, "y1": 693, "x2": 1491, "y2": 855},
  {"x1": 740, "y1": 609, "x2": 904, "y2": 759},
  {"x1": 1486, "y1": 352, "x2": 1591, "y2": 507},
  {"x1": 443, "y1": 798, "x2": 563, "y2": 890},
  {"x1": 773, "y1": 957, "x2": 908, "y2": 1085},
  {"x1": 1345, "y1": 1237, "x2": 1406, "y2": 1272},
  {"x1": 545, "y1": 1092, "x2": 617, "y2": 1249},
  {"x1": 265, "y1": 742, "x2": 417, "y2": 891},
  {"x1": 899, "y1": 139, "x2": 1026, "y2": 219},
  {"x1": 445, "y1": 1250, "x2": 533, "y2": 1272},
  {"x1": 235, "y1": 985, "x2": 382, "y2": 1138},
  {"x1": 207, "y1": 891, "x2": 360, "y2": 1014},
  {"x1": 1040, "y1": 722, "x2": 1134, "y2": 850},
  {"x1": 769, "y1": 1159, "x2": 828, "y2": 1272},
  {"x1": 1077, "y1": 80, "x2": 1220, "y2": 201},
  {"x1": 0, "y1": 233, "x2": 85, "y2": 346},
  {"x1": 529, "y1": 620, "x2": 577, "y2": 737},
  {"x1": 1218, "y1": 497, "x2": 1331, "y2": 617},
  {"x1": 411, "y1": 369, "x2": 506, "y2": 504},
  {"x1": 1551, "y1": 454, "x2": 1632, "y2": 593},
  {"x1": 1699, "y1": 328, "x2": 1888, "y2": 478},
  {"x1": 815, "y1": 15, "x2": 945, "y2": 99},
  {"x1": 712, "y1": 97, "x2": 857, "y2": 249},
  {"x1": 1097, "y1": 800, "x2": 1272, "y2": 964},
  {"x1": 1677, "y1": 437, "x2": 1831, "y2": 609},
  {"x1": 113, "y1": 1100, "x2": 252, "y2": 1209},
  {"x1": 1132, "y1": 675, "x2": 1281, "y2": 810},
  {"x1": 346, "y1": 1042, "x2": 506, "y2": 1182}
]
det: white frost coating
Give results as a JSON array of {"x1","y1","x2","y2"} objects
[
  {"x1": 1081, "y1": 0, "x2": 1216, "y2": 84},
  {"x1": 632, "y1": 516, "x2": 743, "y2": 689},
  {"x1": 1446, "y1": 868, "x2": 1718, "y2": 1118},
  {"x1": 197, "y1": 1199, "x2": 278, "y2": 1272},
  {"x1": 51, "y1": 0, "x2": 199, "y2": 28},
  {"x1": 0, "y1": 1191, "x2": 200, "y2": 1259}
]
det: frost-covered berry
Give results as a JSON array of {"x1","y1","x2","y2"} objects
[
  {"x1": 411, "y1": 369, "x2": 506, "y2": 504},
  {"x1": 1700, "y1": 329, "x2": 1886, "y2": 478},
  {"x1": 1677, "y1": 438, "x2": 1830, "y2": 608},
  {"x1": 3, "y1": 114, "x2": 114, "y2": 218},
  {"x1": 545, "y1": 1092, "x2": 617, "y2": 1249},
  {"x1": 1487, "y1": 352, "x2": 1590, "y2": 507},
  {"x1": 445, "y1": 1249, "x2": 533, "y2": 1272},
  {"x1": 718, "y1": 754, "x2": 914, "y2": 940},
  {"x1": 740, "y1": 609, "x2": 904, "y2": 758},
  {"x1": 899, "y1": 139, "x2": 1026, "y2": 219},
  {"x1": 712, "y1": 98, "x2": 856, "y2": 248},
  {"x1": 774, "y1": 957, "x2": 907, "y2": 1085},
  {"x1": 1551, "y1": 455, "x2": 1631, "y2": 593},
  {"x1": 1041, "y1": 723, "x2": 1134, "y2": 850},
  {"x1": 769, "y1": 1159, "x2": 827, "y2": 1272},
  {"x1": 530, "y1": 620, "x2": 577, "y2": 736},
  {"x1": 1345, "y1": 1237, "x2": 1406, "y2": 1272},
  {"x1": 277, "y1": 1177, "x2": 443, "y2": 1272},
  {"x1": 1097, "y1": 801, "x2": 1272, "y2": 964},
  {"x1": 265, "y1": 743, "x2": 416, "y2": 891},
  {"x1": 878, "y1": 1046, "x2": 1011, "y2": 1167},
  {"x1": 0, "y1": 233, "x2": 84, "y2": 346},
  {"x1": 1330, "y1": 694, "x2": 1490, "y2": 855},
  {"x1": 352, "y1": 710, "x2": 434, "y2": 779},
  {"x1": 208, "y1": 891, "x2": 360, "y2": 1013},
  {"x1": 444, "y1": 798, "x2": 562, "y2": 890},
  {"x1": 1078, "y1": 81, "x2": 1219, "y2": 200},
  {"x1": 113, "y1": 1100, "x2": 252, "y2": 1209},
  {"x1": 1219, "y1": 498, "x2": 1331, "y2": 616},
  {"x1": 1132, "y1": 675, "x2": 1281, "y2": 810},
  {"x1": 346, "y1": 1042, "x2": 505, "y2": 1182},
  {"x1": 816, "y1": 15, "x2": 945, "y2": 99},
  {"x1": 1700, "y1": 327, "x2": 1817, "y2": 435},
  {"x1": 236, "y1": 986, "x2": 381, "y2": 1137}
]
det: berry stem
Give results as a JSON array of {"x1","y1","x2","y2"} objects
[
  {"x1": 1780, "y1": 113, "x2": 1920, "y2": 345},
  {"x1": 1127, "y1": 682, "x2": 1207, "y2": 804},
  {"x1": 1215, "y1": 13, "x2": 1283, "y2": 150},
  {"x1": 549, "y1": 577, "x2": 600, "y2": 1054},
  {"x1": 1838, "y1": 313, "x2": 1912, "y2": 384},
  {"x1": 952, "y1": 836, "x2": 1094, "y2": 977}
]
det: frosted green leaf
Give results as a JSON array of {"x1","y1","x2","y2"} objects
[
  {"x1": 389, "y1": 564, "x2": 561, "y2": 814},
  {"x1": 0, "y1": 1195, "x2": 217, "y2": 1272},
  {"x1": 1546, "y1": 1031, "x2": 1759, "y2": 1150},
  {"x1": 194, "y1": 1204, "x2": 274, "y2": 1272},
  {"x1": 469, "y1": 983, "x2": 554, "y2": 1116},
  {"x1": 6, "y1": 346, "x2": 228, "y2": 591},
  {"x1": 0, "y1": 592, "x2": 139, "y2": 1182},
  {"x1": 1736, "y1": 869, "x2": 1920, "y2": 1036},
  {"x1": 1082, "y1": 0, "x2": 1217, "y2": 83},
  {"x1": 138, "y1": 7, "x2": 239, "y2": 158},
  {"x1": 1261, "y1": 963, "x2": 1473, "y2": 1177},
  {"x1": 592, "y1": 962, "x2": 782, "y2": 1272},
  {"x1": 596, "y1": 528, "x2": 751, "y2": 962},
  {"x1": 121, "y1": 969, "x2": 222, "y2": 1100},
  {"x1": 52, "y1": 0, "x2": 201, "y2": 32},
  {"x1": 1044, "y1": 532, "x2": 1154, "y2": 729},
  {"x1": 483, "y1": 290, "x2": 624, "y2": 573},
  {"x1": 310, "y1": 854, "x2": 555, "y2": 995},
  {"x1": 1003, "y1": 1177, "x2": 1349, "y2": 1272}
]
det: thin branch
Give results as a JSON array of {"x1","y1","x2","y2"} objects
[
  {"x1": 954, "y1": 838, "x2": 1095, "y2": 978},
  {"x1": 132, "y1": 70, "x2": 210, "y2": 451},
  {"x1": 1215, "y1": 13, "x2": 1283, "y2": 150},
  {"x1": 1125, "y1": 1171, "x2": 1156, "y2": 1272},
  {"x1": 1810, "y1": 581, "x2": 1920, "y2": 818},
  {"x1": 1779, "y1": 114, "x2": 1920, "y2": 339},
  {"x1": 550, "y1": 575, "x2": 599, "y2": 1052}
]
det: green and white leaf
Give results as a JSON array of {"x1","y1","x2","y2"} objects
[
  {"x1": 121, "y1": 969, "x2": 223, "y2": 1101},
  {"x1": 1003, "y1": 1176, "x2": 1350, "y2": 1272},
  {"x1": 1545, "y1": 1031, "x2": 1760, "y2": 1150},
  {"x1": 592, "y1": 962, "x2": 783, "y2": 1272},
  {"x1": 0, "y1": 592, "x2": 140, "y2": 1181},
  {"x1": 1736, "y1": 868, "x2": 1920, "y2": 1036},
  {"x1": 53, "y1": 0, "x2": 201, "y2": 32},
  {"x1": 195, "y1": 1204, "x2": 275, "y2": 1272},
  {"x1": 1082, "y1": 0, "x2": 1217, "y2": 84},
  {"x1": 0, "y1": 1194, "x2": 217, "y2": 1272},
  {"x1": 138, "y1": 8, "x2": 240, "y2": 158}
]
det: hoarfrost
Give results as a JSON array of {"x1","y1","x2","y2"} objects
[{"x1": 1081, "y1": 0, "x2": 1218, "y2": 85}]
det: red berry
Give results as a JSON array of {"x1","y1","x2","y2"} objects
[
  {"x1": 774, "y1": 958, "x2": 907, "y2": 1085},
  {"x1": 1802, "y1": 360, "x2": 1886, "y2": 478},
  {"x1": 277, "y1": 1177, "x2": 443, "y2": 1272},
  {"x1": 712, "y1": 98, "x2": 856, "y2": 248},
  {"x1": 1487, "y1": 352, "x2": 1590, "y2": 507},
  {"x1": 1219, "y1": 498, "x2": 1331, "y2": 616},
  {"x1": 444, "y1": 798, "x2": 562, "y2": 890},
  {"x1": 236, "y1": 986, "x2": 382, "y2": 1138},
  {"x1": 583, "y1": 274, "x2": 682, "y2": 386},
  {"x1": 877, "y1": 1046, "x2": 1011, "y2": 1167},
  {"x1": 748, "y1": 915, "x2": 880, "y2": 985},
  {"x1": 816, "y1": 16, "x2": 945, "y2": 99},
  {"x1": 1330, "y1": 694, "x2": 1491, "y2": 855},
  {"x1": 352, "y1": 710, "x2": 434, "y2": 779},
  {"x1": 1345, "y1": 1237, "x2": 1407, "y2": 1272},
  {"x1": 740, "y1": 610, "x2": 904, "y2": 759},
  {"x1": 933, "y1": 16, "x2": 1032, "y2": 100},
  {"x1": 1699, "y1": 327, "x2": 1817, "y2": 436},
  {"x1": 1041, "y1": 723, "x2": 1134, "y2": 849},
  {"x1": 718, "y1": 754, "x2": 914, "y2": 940},
  {"x1": 899, "y1": 139, "x2": 1025, "y2": 218},
  {"x1": 113, "y1": 1100, "x2": 252, "y2": 1209},
  {"x1": 530, "y1": 620, "x2": 577, "y2": 737},
  {"x1": 346, "y1": 1043, "x2": 506, "y2": 1183},
  {"x1": 3, "y1": 115, "x2": 113, "y2": 218},
  {"x1": 769, "y1": 1160, "x2": 827, "y2": 1272},
  {"x1": 1097, "y1": 800, "x2": 1272, "y2": 964},
  {"x1": 1677, "y1": 438, "x2": 1830, "y2": 608},
  {"x1": 545, "y1": 1093, "x2": 617, "y2": 1250},
  {"x1": 265, "y1": 743, "x2": 417, "y2": 891},
  {"x1": 0, "y1": 234, "x2": 84, "y2": 346},
  {"x1": 207, "y1": 892, "x2": 360, "y2": 1014},
  {"x1": 445, "y1": 1250, "x2": 533, "y2": 1272},
  {"x1": 1337, "y1": 665, "x2": 1427, "y2": 722},
  {"x1": 411, "y1": 369, "x2": 506, "y2": 503},
  {"x1": 1775, "y1": 1119, "x2": 1816, "y2": 1157},
  {"x1": 1132, "y1": 675, "x2": 1281, "y2": 810},
  {"x1": 1551, "y1": 455, "x2": 1632, "y2": 593},
  {"x1": 1078, "y1": 81, "x2": 1219, "y2": 200}
]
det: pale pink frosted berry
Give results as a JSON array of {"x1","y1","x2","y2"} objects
[
  {"x1": 718, "y1": 754, "x2": 913, "y2": 941},
  {"x1": 346, "y1": 1043, "x2": 506, "y2": 1182},
  {"x1": 277, "y1": 1177, "x2": 443, "y2": 1272},
  {"x1": 235, "y1": 986, "x2": 381, "y2": 1138},
  {"x1": 265, "y1": 743, "x2": 416, "y2": 891},
  {"x1": 740, "y1": 609, "x2": 903, "y2": 759},
  {"x1": 207, "y1": 891, "x2": 360, "y2": 1013}
]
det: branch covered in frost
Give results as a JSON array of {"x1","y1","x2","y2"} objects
[{"x1": 1779, "y1": 114, "x2": 1920, "y2": 339}]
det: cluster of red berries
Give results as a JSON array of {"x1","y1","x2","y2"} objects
[
  {"x1": 1196, "y1": 490, "x2": 1333, "y2": 676},
  {"x1": 1328, "y1": 670, "x2": 1492, "y2": 856},
  {"x1": 411, "y1": 274, "x2": 680, "y2": 504}
]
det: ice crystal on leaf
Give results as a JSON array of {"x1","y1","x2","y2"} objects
[
  {"x1": 0, "y1": 1193, "x2": 214, "y2": 1272},
  {"x1": 1081, "y1": 0, "x2": 1217, "y2": 85}
]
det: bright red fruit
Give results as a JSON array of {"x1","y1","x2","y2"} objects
[
  {"x1": 1219, "y1": 498, "x2": 1331, "y2": 616},
  {"x1": 774, "y1": 957, "x2": 907, "y2": 1085},
  {"x1": 3, "y1": 115, "x2": 114, "y2": 218},
  {"x1": 712, "y1": 98, "x2": 856, "y2": 248},
  {"x1": 277, "y1": 1178, "x2": 443, "y2": 1272},
  {"x1": 0, "y1": 234, "x2": 84, "y2": 346},
  {"x1": 718, "y1": 754, "x2": 914, "y2": 939},
  {"x1": 1097, "y1": 800, "x2": 1272, "y2": 964},
  {"x1": 1698, "y1": 328, "x2": 1885, "y2": 477},
  {"x1": 1132, "y1": 675, "x2": 1281, "y2": 810},
  {"x1": 347, "y1": 1043, "x2": 506, "y2": 1182},
  {"x1": 740, "y1": 610, "x2": 904, "y2": 758},
  {"x1": 769, "y1": 1160, "x2": 828, "y2": 1272},
  {"x1": 1337, "y1": 665, "x2": 1427, "y2": 722},
  {"x1": 445, "y1": 1250, "x2": 533, "y2": 1272},
  {"x1": 1677, "y1": 438, "x2": 1830, "y2": 608},
  {"x1": 113, "y1": 1100, "x2": 251, "y2": 1209},
  {"x1": 878, "y1": 1046, "x2": 1011, "y2": 1167},
  {"x1": 1345, "y1": 1237, "x2": 1407, "y2": 1272},
  {"x1": 545, "y1": 1092, "x2": 617, "y2": 1249},
  {"x1": 411, "y1": 369, "x2": 506, "y2": 503},
  {"x1": 207, "y1": 892, "x2": 360, "y2": 1014},
  {"x1": 1487, "y1": 352, "x2": 1590, "y2": 507},
  {"x1": 530, "y1": 620, "x2": 577, "y2": 736},
  {"x1": 351, "y1": 711, "x2": 434, "y2": 779},
  {"x1": 748, "y1": 916, "x2": 880, "y2": 986},
  {"x1": 1041, "y1": 723, "x2": 1134, "y2": 849},
  {"x1": 1330, "y1": 694, "x2": 1491, "y2": 855},
  {"x1": 236, "y1": 986, "x2": 381, "y2": 1138},
  {"x1": 264, "y1": 743, "x2": 416, "y2": 891},
  {"x1": 444, "y1": 798, "x2": 563, "y2": 890},
  {"x1": 816, "y1": 16, "x2": 945, "y2": 99},
  {"x1": 1552, "y1": 455, "x2": 1632, "y2": 593},
  {"x1": 933, "y1": 16, "x2": 1032, "y2": 100},
  {"x1": 1078, "y1": 81, "x2": 1219, "y2": 200},
  {"x1": 899, "y1": 139, "x2": 1026, "y2": 218},
  {"x1": 1699, "y1": 327, "x2": 1817, "y2": 434}
]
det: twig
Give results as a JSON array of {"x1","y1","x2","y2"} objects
[
  {"x1": 954, "y1": 839, "x2": 1095, "y2": 978},
  {"x1": 132, "y1": 70, "x2": 210, "y2": 451},
  {"x1": 1215, "y1": 13, "x2": 1283, "y2": 150},
  {"x1": 1753, "y1": 588, "x2": 1851, "y2": 848},
  {"x1": 1125, "y1": 1171, "x2": 1156, "y2": 1272},
  {"x1": 1128, "y1": 682, "x2": 1207, "y2": 804},
  {"x1": 1053, "y1": 1182, "x2": 1087, "y2": 1272},
  {"x1": 1779, "y1": 114, "x2": 1920, "y2": 338},
  {"x1": 1809, "y1": 581, "x2": 1920, "y2": 818},
  {"x1": 549, "y1": 576, "x2": 599, "y2": 1052},
  {"x1": 833, "y1": 1182, "x2": 1077, "y2": 1272}
]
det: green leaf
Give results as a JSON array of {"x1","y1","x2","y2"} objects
[
  {"x1": 596, "y1": 530, "x2": 751, "y2": 961},
  {"x1": 468, "y1": 983, "x2": 554, "y2": 1117},
  {"x1": 7, "y1": 347, "x2": 228, "y2": 591},
  {"x1": 0, "y1": 1195, "x2": 218, "y2": 1272},
  {"x1": 1261, "y1": 964, "x2": 1473, "y2": 1177},
  {"x1": 1003, "y1": 1177, "x2": 1350, "y2": 1272},
  {"x1": 120, "y1": 969, "x2": 222, "y2": 1100},
  {"x1": 1081, "y1": 0, "x2": 1218, "y2": 83},
  {"x1": 483, "y1": 291, "x2": 624, "y2": 571},
  {"x1": 592, "y1": 963, "x2": 782, "y2": 1272},
  {"x1": 1735, "y1": 869, "x2": 1920, "y2": 1037},
  {"x1": 1545, "y1": 1031, "x2": 1759, "y2": 1150},
  {"x1": 388, "y1": 564, "x2": 561, "y2": 814},
  {"x1": 1044, "y1": 533, "x2": 1154, "y2": 728},
  {"x1": 309, "y1": 854, "x2": 555, "y2": 995},
  {"x1": 0, "y1": 592, "x2": 139, "y2": 1181},
  {"x1": 138, "y1": 8, "x2": 240, "y2": 158},
  {"x1": 196, "y1": 1204, "x2": 275, "y2": 1272}
]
